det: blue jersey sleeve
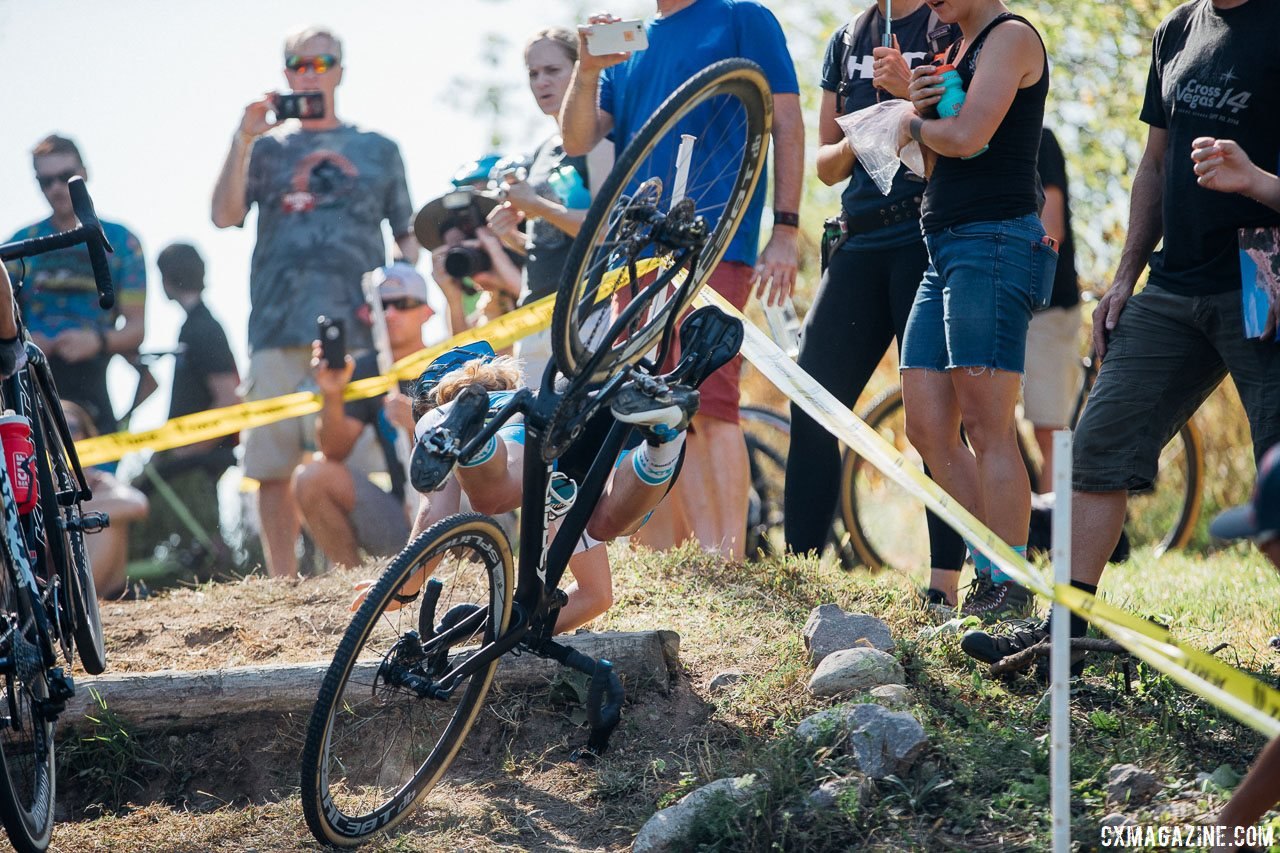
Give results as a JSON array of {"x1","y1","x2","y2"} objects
[{"x1": 731, "y1": 1, "x2": 799, "y2": 95}]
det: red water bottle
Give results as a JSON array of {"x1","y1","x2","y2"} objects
[{"x1": 0, "y1": 412, "x2": 37, "y2": 514}]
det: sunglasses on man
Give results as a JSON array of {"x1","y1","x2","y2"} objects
[
  {"x1": 382, "y1": 297, "x2": 426, "y2": 312},
  {"x1": 285, "y1": 54, "x2": 339, "y2": 75},
  {"x1": 36, "y1": 170, "x2": 79, "y2": 190}
]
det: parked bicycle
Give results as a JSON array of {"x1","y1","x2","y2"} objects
[
  {"x1": 299, "y1": 59, "x2": 772, "y2": 847},
  {"x1": 0, "y1": 177, "x2": 113, "y2": 853}
]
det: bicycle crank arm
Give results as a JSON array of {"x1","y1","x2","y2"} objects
[{"x1": 533, "y1": 639, "x2": 625, "y2": 761}]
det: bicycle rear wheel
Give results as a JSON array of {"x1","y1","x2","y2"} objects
[
  {"x1": 742, "y1": 406, "x2": 789, "y2": 560},
  {"x1": 1126, "y1": 420, "x2": 1204, "y2": 555},
  {"x1": 0, "y1": 561, "x2": 55, "y2": 853},
  {"x1": 300, "y1": 513, "x2": 514, "y2": 847},
  {"x1": 553, "y1": 58, "x2": 771, "y2": 385}
]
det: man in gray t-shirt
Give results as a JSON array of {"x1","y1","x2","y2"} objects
[{"x1": 212, "y1": 25, "x2": 418, "y2": 579}]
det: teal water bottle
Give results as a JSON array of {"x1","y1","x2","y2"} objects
[{"x1": 935, "y1": 64, "x2": 987, "y2": 159}]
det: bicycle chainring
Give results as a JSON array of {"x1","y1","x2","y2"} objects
[{"x1": 542, "y1": 387, "x2": 598, "y2": 463}]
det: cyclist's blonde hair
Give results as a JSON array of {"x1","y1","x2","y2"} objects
[{"x1": 413, "y1": 356, "x2": 523, "y2": 421}]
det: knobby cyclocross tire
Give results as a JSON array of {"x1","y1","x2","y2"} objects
[
  {"x1": 29, "y1": 395, "x2": 104, "y2": 675},
  {"x1": 838, "y1": 386, "x2": 1206, "y2": 572},
  {"x1": 741, "y1": 405, "x2": 790, "y2": 560},
  {"x1": 300, "y1": 513, "x2": 514, "y2": 847},
  {"x1": 0, "y1": 566, "x2": 55, "y2": 853},
  {"x1": 552, "y1": 58, "x2": 771, "y2": 385}
]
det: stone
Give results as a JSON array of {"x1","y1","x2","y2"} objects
[
  {"x1": 706, "y1": 670, "x2": 745, "y2": 694},
  {"x1": 1107, "y1": 763, "x2": 1160, "y2": 806},
  {"x1": 803, "y1": 605, "x2": 895, "y2": 665},
  {"x1": 1099, "y1": 813, "x2": 1137, "y2": 830},
  {"x1": 632, "y1": 775, "x2": 761, "y2": 853},
  {"x1": 806, "y1": 775, "x2": 870, "y2": 812},
  {"x1": 869, "y1": 684, "x2": 911, "y2": 706},
  {"x1": 808, "y1": 648, "x2": 905, "y2": 697},
  {"x1": 795, "y1": 703, "x2": 928, "y2": 780}
]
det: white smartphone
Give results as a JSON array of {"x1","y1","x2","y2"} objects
[{"x1": 586, "y1": 19, "x2": 648, "y2": 56}]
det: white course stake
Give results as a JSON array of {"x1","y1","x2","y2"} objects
[
  {"x1": 643, "y1": 133, "x2": 698, "y2": 361},
  {"x1": 1050, "y1": 429, "x2": 1072, "y2": 853}
]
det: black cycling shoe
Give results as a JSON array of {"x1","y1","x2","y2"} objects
[
  {"x1": 410, "y1": 383, "x2": 490, "y2": 493},
  {"x1": 611, "y1": 376, "x2": 699, "y2": 445},
  {"x1": 960, "y1": 576, "x2": 1034, "y2": 621}
]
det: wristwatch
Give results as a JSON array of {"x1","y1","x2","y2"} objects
[{"x1": 773, "y1": 210, "x2": 800, "y2": 228}]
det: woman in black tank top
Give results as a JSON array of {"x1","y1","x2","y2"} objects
[{"x1": 892, "y1": 0, "x2": 1055, "y2": 615}]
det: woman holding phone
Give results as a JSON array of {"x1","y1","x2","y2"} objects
[
  {"x1": 785, "y1": 1, "x2": 967, "y2": 609},
  {"x1": 487, "y1": 27, "x2": 613, "y2": 383},
  {"x1": 895, "y1": 0, "x2": 1053, "y2": 616}
]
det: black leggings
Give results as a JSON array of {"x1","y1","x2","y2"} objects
[{"x1": 783, "y1": 239, "x2": 966, "y2": 571}]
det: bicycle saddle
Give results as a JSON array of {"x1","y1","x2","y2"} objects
[{"x1": 673, "y1": 306, "x2": 744, "y2": 389}]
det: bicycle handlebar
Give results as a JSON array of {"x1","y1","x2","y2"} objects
[
  {"x1": 68, "y1": 178, "x2": 115, "y2": 310},
  {"x1": 0, "y1": 178, "x2": 115, "y2": 311}
]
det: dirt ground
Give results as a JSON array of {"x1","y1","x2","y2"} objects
[{"x1": 49, "y1": 568, "x2": 727, "y2": 853}]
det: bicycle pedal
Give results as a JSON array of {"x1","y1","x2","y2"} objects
[
  {"x1": 33, "y1": 667, "x2": 75, "y2": 722},
  {"x1": 67, "y1": 511, "x2": 110, "y2": 534}
]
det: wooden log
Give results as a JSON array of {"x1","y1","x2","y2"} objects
[{"x1": 63, "y1": 630, "x2": 679, "y2": 730}]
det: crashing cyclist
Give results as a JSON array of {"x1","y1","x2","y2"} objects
[{"x1": 352, "y1": 339, "x2": 701, "y2": 634}]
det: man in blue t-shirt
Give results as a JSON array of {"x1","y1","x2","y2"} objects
[{"x1": 561, "y1": 0, "x2": 803, "y2": 559}]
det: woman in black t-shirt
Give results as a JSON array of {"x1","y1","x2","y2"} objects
[
  {"x1": 487, "y1": 27, "x2": 613, "y2": 384},
  {"x1": 784, "y1": 0, "x2": 965, "y2": 601},
  {"x1": 894, "y1": 0, "x2": 1052, "y2": 616}
]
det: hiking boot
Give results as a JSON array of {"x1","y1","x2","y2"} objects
[
  {"x1": 959, "y1": 576, "x2": 1034, "y2": 621},
  {"x1": 920, "y1": 588, "x2": 957, "y2": 619},
  {"x1": 962, "y1": 617, "x2": 1087, "y2": 677},
  {"x1": 410, "y1": 383, "x2": 490, "y2": 493},
  {"x1": 611, "y1": 376, "x2": 699, "y2": 444},
  {"x1": 961, "y1": 617, "x2": 1049, "y2": 664}
]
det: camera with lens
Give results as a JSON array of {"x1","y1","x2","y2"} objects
[{"x1": 439, "y1": 188, "x2": 493, "y2": 280}]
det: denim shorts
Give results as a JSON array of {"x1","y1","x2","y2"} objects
[{"x1": 900, "y1": 213, "x2": 1057, "y2": 373}]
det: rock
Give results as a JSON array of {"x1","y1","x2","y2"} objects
[
  {"x1": 706, "y1": 670, "x2": 744, "y2": 694},
  {"x1": 869, "y1": 684, "x2": 911, "y2": 706},
  {"x1": 806, "y1": 775, "x2": 870, "y2": 812},
  {"x1": 795, "y1": 703, "x2": 928, "y2": 780},
  {"x1": 803, "y1": 605, "x2": 895, "y2": 665},
  {"x1": 633, "y1": 775, "x2": 761, "y2": 853},
  {"x1": 808, "y1": 648, "x2": 905, "y2": 697},
  {"x1": 1099, "y1": 813, "x2": 1137, "y2": 830},
  {"x1": 1107, "y1": 763, "x2": 1160, "y2": 806}
]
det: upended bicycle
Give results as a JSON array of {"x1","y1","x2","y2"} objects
[
  {"x1": 300, "y1": 58, "x2": 772, "y2": 846},
  {"x1": 0, "y1": 177, "x2": 114, "y2": 853}
]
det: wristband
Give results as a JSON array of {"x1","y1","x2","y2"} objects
[
  {"x1": 773, "y1": 210, "x2": 800, "y2": 228},
  {"x1": 909, "y1": 117, "x2": 925, "y2": 145}
]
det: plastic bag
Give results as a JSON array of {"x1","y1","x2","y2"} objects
[{"x1": 835, "y1": 100, "x2": 925, "y2": 195}]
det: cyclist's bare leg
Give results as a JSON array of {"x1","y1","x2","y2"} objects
[
  {"x1": 588, "y1": 447, "x2": 680, "y2": 540},
  {"x1": 554, "y1": 543, "x2": 613, "y2": 633},
  {"x1": 952, "y1": 369, "x2": 1030, "y2": 549},
  {"x1": 454, "y1": 437, "x2": 524, "y2": 515}
]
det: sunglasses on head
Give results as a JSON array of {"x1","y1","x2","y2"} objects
[
  {"x1": 382, "y1": 297, "x2": 425, "y2": 312},
  {"x1": 285, "y1": 54, "x2": 338, "y2": 74},
  {"x1": 36, "y1": 169, "x2": 78, "y2": 190}
]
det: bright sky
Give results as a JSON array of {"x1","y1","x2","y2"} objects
[{"x1": 0, "y1": 0, "x2": 650, "y2": 432}]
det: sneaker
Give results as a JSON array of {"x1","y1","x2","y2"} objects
[
  {"x1": 960, "y1": 576, "x2": 1033, "y2": 621},
  {"x1": 611, "y1": 376, "x2": 699, "y2": 444},
  {"x1": 920, "y1": 588, "x2": 957, "y2": 618},
  {"x1": 410, "y1": 383, "x2": 490, "y2": 493},
  {"x1": 960, "y1": 617, "x2": 1049, "y2": 664}
]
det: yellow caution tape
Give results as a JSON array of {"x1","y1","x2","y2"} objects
[
  {"x1": 695, "y1": 287, "x2": 1280, "y2": 738},
  {"x1": 74, "y1": 260, "x2": 662, "y2": 468}
]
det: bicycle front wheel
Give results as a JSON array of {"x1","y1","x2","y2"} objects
[
  {"x1": 0, "y1": 563, "x2": 55, "y2": 853},
  {"x1": 553, "y1": 58, "x2": 772, "y2": 385},
  {"x1": 300, "y1": 513, "x2": 514, "y2": 847}
]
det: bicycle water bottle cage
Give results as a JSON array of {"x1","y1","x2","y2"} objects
[
  {"x1": 673, "y1": 306, "x2": 744, "y2": 388},
  {"x1": 545, "y1": 472, "x2": 579, "y2": 521}
]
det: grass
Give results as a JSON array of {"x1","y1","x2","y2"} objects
[{"x1": 47, "y1": 539, "x2": 1280, "y2": 852}]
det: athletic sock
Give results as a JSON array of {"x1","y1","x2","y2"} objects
[
  {"x1": 989, "y1": 545, "x2": 1026, "y2": 584},
  {"x1": 460, "y1": 434, "x2": 498, "y2": 468},
  {"x1": 631, "y1": 433, "x2": 685, "y2": 486},
  {"x1": 967, "y1": 541, "x2": 992, "y2": 580}
]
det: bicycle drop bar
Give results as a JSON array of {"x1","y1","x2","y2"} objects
[{"x1": 0, "y1": 177, "x2": 115, "y2": 310}]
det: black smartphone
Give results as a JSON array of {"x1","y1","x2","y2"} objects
[
  {"x1": 317, "y1": 315, "x2": 345, "y2": 367},
  {"x1": 275, "y1": 91, "x2": 326, "y2": 120}
]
